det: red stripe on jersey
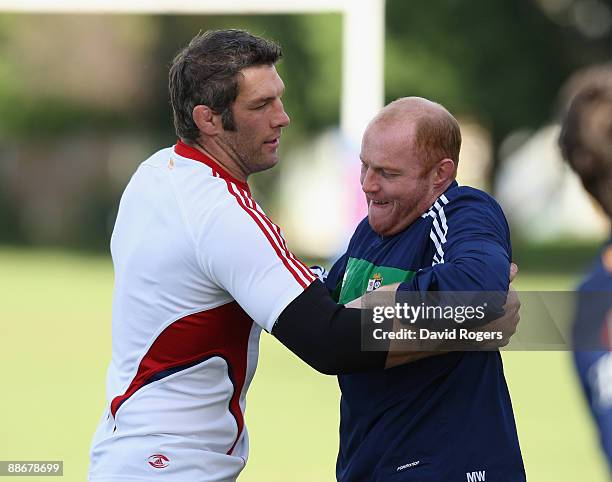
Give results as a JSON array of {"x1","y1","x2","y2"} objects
[
  {"x1": 267, "y1": 212, "x2": 317, "y2": 280},
  {"x1": 221, "y1": 177, "x2": 314, "y2": 289},
  {"x1": 174, "y1": 140, "x2": 250, "y2": 194},
  {"x1": 110, "y1": 302, "x2": 252, "y2": 455},
  {"x1": 234, "y1": 186, "x2": 313, "y2": 284},
  {"x1": 237, "y1": 186, "x2": 315, "y2": 283},
  {"x1": 184, "y1": 145, "x2": 314, "y2": 287}
]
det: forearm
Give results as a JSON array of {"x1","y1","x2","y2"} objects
[
  {"x1": 271, "y1": 280, "x2": 390, "y2": 375},
  {"x1": 399, "y1": 251, "x2": 510, "y2": 326},
  {"x1": 347, "y1": 283, "x2": 448, "y2": 366}
]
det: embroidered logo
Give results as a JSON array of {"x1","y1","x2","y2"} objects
[
  {"x1": 148, "y1": 454, "x2": 170, "y2": 469},
  {"x1": 366, "y1": 273, "x2": 383, "y2": 292}
]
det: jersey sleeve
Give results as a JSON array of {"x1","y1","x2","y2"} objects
[
  {"x1": 325, "y1": 252, "x2": 349, "y2": 302},
  {"x1": 398, "y1": 189, "x2": 511, "y2": 321},
  {"x1": 197, "y1": 194, "x2": 316, "y2": 333}
]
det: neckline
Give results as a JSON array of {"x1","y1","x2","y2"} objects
[{"x1": 174, "y1": 140, "x2": 251, "y2": 193}]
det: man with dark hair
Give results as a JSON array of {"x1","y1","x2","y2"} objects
[
  {"x1": 88, "y1": 31, "x2": 519, "y2": 481},
  {"x1": 169, "y1": 29, "x2": 282, "y2": 138},
  {"x1": 328, "y1": 97, "x2": 525, "y2": 481},
  {"x1": 559, "y1": 65, "x2": 612, "y2": 471},
  {"x1": 88, "y1": 29, "x2": 385, "y2": 482}
]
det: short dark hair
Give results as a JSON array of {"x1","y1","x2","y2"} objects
[
  {"x1": 558, "y1": 68, "x2": 612, "y2": 217},
  {"x1": 169, "y1": 29, "x2": 282, "y2": 141}
]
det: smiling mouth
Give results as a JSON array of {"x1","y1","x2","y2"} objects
[
  {"x1": 369, "y1": 200, "x2": 390, "y2": 207},
  {"x1": 264, "y1": 138, "x2": 280, "y2": 148}
]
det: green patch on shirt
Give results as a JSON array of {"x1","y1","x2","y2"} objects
[{"x1": 338, "y1": 257, "x2": 416, "y2": 304}]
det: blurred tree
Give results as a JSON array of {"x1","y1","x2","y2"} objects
[
  {"x1": 0, "y1": 14, "x2": 157, "y2": 140},
  {"x1": 1, "y1": 4, "x2": 610, "y2": 249},
  {"x1": 0, "y1": 13, "x2": 342, "y2": 248},
  {"x1": 385, "y1": 0, "x2": 612, "y2": 183}
]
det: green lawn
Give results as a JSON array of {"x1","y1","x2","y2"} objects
[{"x1": 0, "y1": 248, "x2": 608, "y2": 481}]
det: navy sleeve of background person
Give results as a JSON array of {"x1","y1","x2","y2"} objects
[{"x1": 573, "y1": 240, "x2": 612, "y2": 470}]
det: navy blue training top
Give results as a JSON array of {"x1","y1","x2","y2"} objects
[{"x1": 325, "y1": 181, "x2": 525, "y2": 482}]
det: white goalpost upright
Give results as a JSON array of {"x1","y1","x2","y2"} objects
[{"x1": 0, "y1": 0, "x2": 385, "y2": 150}]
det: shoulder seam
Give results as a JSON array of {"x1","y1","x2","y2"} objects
[{"x1": 166, "y1": 157, "x2": 208, "y2": 257}]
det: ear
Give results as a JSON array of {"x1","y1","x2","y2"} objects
[
  {"x1": 433, "y1": 158, "x2": 456, "y2": 188},
  {"x1": 193, "y1": 105, "x2": 222, "y2": 136}
]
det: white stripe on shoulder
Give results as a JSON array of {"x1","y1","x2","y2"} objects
[
  {"x1": 433, "y1": 201, "x2": 448, "y2": 233},
  {"x1": 423, "y1": 194, "x2": 450, "y2": 266},
  {"x1": 429, "y1": 229, "x2": 445, "y2": 259}
]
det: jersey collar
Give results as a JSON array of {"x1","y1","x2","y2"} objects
[{"x1": 174, "y1": 140, "x2": 251, "y2": 194}]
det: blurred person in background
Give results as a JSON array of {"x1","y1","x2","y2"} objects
[
  {"x1": 559, "y1": 64, "x2": 612, "y2": 473},
  {"x1": 326, "y1": 97, "x2": 525, "y2": 481}
]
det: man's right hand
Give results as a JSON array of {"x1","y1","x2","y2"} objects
[
  {"x1": 472, "y1": 284, "x2": 520, "y2": 349},
  {"x1": 473, "y1": 263, "x2": 520, "y2": 348}
]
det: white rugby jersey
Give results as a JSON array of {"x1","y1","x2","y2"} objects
[{"x1": 89, "y1": 141, "x2": 315, "y2": 482}]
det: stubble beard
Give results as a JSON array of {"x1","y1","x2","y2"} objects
[{"x1": 220, "y1": 130, "x2": 274, "y2": 178}]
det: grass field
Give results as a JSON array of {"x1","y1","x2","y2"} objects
[{"x1": 1, "y1": 247, "x2": 609, "y2": 481}]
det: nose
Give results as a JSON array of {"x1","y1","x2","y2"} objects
[
  {"x1": 361, "y1": 167, "x2": 379, "y2": 194},
  {"x1": 273, "y1": 99, "x2": 290, "y2": 128}
]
